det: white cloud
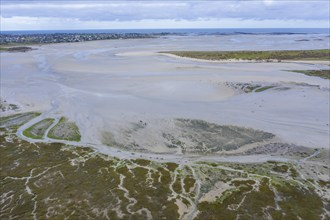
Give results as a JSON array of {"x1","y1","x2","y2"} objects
[
  {"x1": 263, "y1": 0, "x2": 274, "y2": 6},
  {"x1": 2, "y1": 16, "x2": 329, "y2": 31}
]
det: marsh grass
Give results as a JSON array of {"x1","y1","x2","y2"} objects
[
  {"x1": 0, "y1": 112, "x2": 41, "y2": 128},
  {"x1": 22, "y1": 118, "x2": 54, "y2": 139},
  {"x1": 289, "y1": 70, "x2": 330, "y2": 79},
  {"x1": 163, "y1": 49, "x2": 330, "y2": 61},
  {"x1": 47, "y1": 117, "x2": 81, "y2": 141},
  {"x1": 0, "y1": 46, "x2": 34, "y2": 52},
  {"x1": 255, "y1": 86, "x2": 275, "y2": 92}
]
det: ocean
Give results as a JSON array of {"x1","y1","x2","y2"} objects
[{"x1": 1, "y1": 28, "x2": 329, "y2": 35}]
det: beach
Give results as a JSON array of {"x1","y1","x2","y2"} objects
[
  {"x1": 1, "y1": 32, "x2": 330, "y2": 220},
  {"x1": 1, "y1": 34, "x2": 330, "y2": 155}
]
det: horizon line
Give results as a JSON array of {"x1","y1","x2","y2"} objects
[{"x1": 2, "y1": 27, "x2": 329, "y2": 32}]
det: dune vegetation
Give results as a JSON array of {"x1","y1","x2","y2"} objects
[{"x1": 163, "y1": 49, "x2": 330, "y2": 61}]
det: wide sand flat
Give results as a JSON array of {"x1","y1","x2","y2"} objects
[{"x1": 1, "y1": 35, "x2": 329, "y2": 153}]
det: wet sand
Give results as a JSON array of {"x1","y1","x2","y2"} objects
[{"x1": 1, "y1": 35, "x2": 329, "y2": 154}]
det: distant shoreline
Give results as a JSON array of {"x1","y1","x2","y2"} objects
[
  {"x1": 1, "y1": 28, "x2": 329, "y2": 45},
  {"x1": 0, "y1": 32, "x2": 159, "y2": 45}
]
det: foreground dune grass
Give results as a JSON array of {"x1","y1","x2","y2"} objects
[
  {"x1": 1, "y1": 112, "x2": 329, "y2": 219},
  {"x1": 290, "y1": 70, "x2": 330, "y2": 79}
]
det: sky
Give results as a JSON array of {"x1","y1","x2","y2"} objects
[{"x1": 1, "y1": 0, "x2": 329, "y2": 30}]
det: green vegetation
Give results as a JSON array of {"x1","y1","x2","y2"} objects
[
  {"x1": 0, "y1": 46, "x2": 33, "y2": 52},
  {"x1": 183, "y1": 176, "x2": 196, "y2": 193},
  {"x1": 1, "y1": 127, "x2": 181, "y2": 219},
  {"x1": 47, "y1": 117, "x2": 81, "y2": 141},
  {"x1": 166, "y1": 162, "x2": 179, "y2": 171},
  {"x1": 195, "y1": 162, "x2": 328, "y2": 220},
  {"x1": 173, "y1": 175, "x2": 183, "y2": 194},
  {"x1": 272, "y1": 164, "x2": 289, "y2": 173},
  {"x1": 163, "y1": 49, "x2": 330, "y2": 61},
  {"x1": 22, "y1": 118, "x2": 55, "y2": 139},
  {"x1": 274, "y1": 182, "x2": 324, "y2": 219},
  {"x1": 132, "y1": 159, "x2": 150, "y2": 166},
  {"x1": 0, "y1": 47, "x2": 10, "y2": 52},
  {"x1": 255, "y1": 85, "x2": 275, "y2": 92},
  {"x1": 1, "y1": 114, "x2": 329, "y2": 219},
  {"x1": 117, "y1": 165, "x2": 180, "y2": 219},
  {"x1": 289, "y1": 70, "x2": 330, "y2": 79},
  {"x1": 176, "y1": 119, "x2": 274, "y2": 152},
  {"x1": 0, "y1": 112, "x2": 41, "y2": 129},
  {"x1": 196, "y1": 177, "x2": 274, "y2": 220}
]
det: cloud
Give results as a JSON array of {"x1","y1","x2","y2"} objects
[
  {"x1": 1, "y1": 1, "x2": 329, "y2": 21},
  {"x1": 1, "y1": 1, "x2": 329, "y2": 30}
]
